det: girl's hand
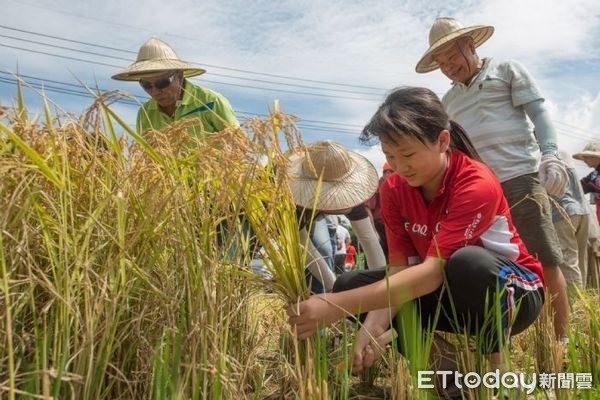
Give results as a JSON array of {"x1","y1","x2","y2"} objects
[
  {"x1": 346, "y1": 308, "x2": 396, "y2": 373},
  {"x1": 352, "y1": 321, "x2": 389, "y2": 372},
  {"x1": 286, "y1": 294, "x2": 343, "y2": 339}
]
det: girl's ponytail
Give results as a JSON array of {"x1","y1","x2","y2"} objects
[{"x1": 449, "y1": 120, "x2": 482, "y2": 162}]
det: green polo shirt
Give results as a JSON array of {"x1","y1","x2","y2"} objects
[{"x1": 136, "y1": 80, "x2": 239, "y2": 136}]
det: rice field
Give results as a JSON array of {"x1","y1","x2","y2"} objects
[{"x1": 0, "y1": 85, "x2": 599, "y2": 399}]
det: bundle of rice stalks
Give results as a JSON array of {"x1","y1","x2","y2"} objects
[{"x1": 0, "y1": 75, "x2": 330, "y2": 399}]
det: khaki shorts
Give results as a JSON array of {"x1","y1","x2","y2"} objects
[
  {"x1": 554, "y1": 214, "x2": 589, "y2": 287},
  {"x1": 501, "y1": 173, "x2": 563, "y2": 267}
]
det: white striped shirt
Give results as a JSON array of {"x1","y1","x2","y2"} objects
[{"x1": 442, "y1": 58, "x2": 544, "y2": 183}]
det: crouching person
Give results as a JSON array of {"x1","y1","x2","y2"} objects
[
  {"x1": 287, "y1": 87, "x2": 545, "y2": 398},
  {"x1": 286, "y1": 140, "x2": 387, "y2": 293}
]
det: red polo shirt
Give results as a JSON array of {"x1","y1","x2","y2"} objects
[{"x1": 380, "y1": 150, "x2": 544, "y2": 284}]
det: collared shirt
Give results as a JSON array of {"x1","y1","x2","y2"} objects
[
  {"x1": 381, "y1": 150, "x2": 544, "y2": 284},
  {"x1": 136, "y1": 80, "x2": 239, "y2": 136},
  {"x1": 442, "y1": 58, "x2": 544, "y2": 182}
]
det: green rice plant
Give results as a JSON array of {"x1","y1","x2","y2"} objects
[
  {"x1": 565, "y1": 289, "x2": 600, "y2": 399},
  {"x1": 0, "y1": 79, "x2": 354, "y2": 399},
  {"x1": 0, "y1": 83, "x2": 278, "y2": 399},
  {"x1": 241, "y1": 111, "x2": 343, "y2": 399}
]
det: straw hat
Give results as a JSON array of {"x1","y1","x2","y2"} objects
[
  {"x1": 573, "y1": 141, "x2": 600, "y2": 160},
  {"x1": 287, "y1": 140, "x2": 378, "y2": 212},
  {"x1": 111, "y1": 37, "x2": 205, "y2": 81},
  {"x1": 415, "y1": 17, "x2": 494, "y2": 73}
]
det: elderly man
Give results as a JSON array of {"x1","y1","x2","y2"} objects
[
  {"x1": 112, "y1": 37, "x2": 239, "y2": 135},
  {"x1": 416, "y1": 17, "x2": 570, "y2": 341}
]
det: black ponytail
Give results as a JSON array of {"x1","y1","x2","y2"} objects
[{"x1": 448, "y1": 120, "x2": 482, "y2": 162}]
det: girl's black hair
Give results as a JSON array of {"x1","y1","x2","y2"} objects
[{"x1": 360, "y1": 87, "x2": 482, "y2": 161}]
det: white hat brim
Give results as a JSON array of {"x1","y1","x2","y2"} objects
[
  {"x1": 287, "y1": 150, "x2": 378, "y2": 212},
  {"x1": 415, "y1": 25, "x2": 494, "y2": 73}
]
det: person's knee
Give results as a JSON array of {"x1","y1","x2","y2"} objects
[
  {"x1": 333, "y1": 269, "x2": 385, "y2": 292},
  {"x1": 446, "y1": 246, "x2": 489, "y2": 280},
  {"x1": 333, "y1": 271, "x2": 359, "y2": 292}
]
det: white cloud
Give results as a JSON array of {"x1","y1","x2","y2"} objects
[
  {"x1": 474, "y1": 0, "x2": 600, "y2": 63},
  {"x1": 354, "y1": 145, "x2": 387, "y2": 178},
  {"x1": 558, "y1": 92, "x2": 600, "y2": 131},
  {"x1": 1, "y1": 0, "x2": 598, "y2": 154}
]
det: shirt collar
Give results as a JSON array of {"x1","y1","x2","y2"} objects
[
  {"x1": 452, "y1": 57, "x2": 491, "y2": 89},
  {"x1": 178, "y1": 80, "x2": 193, "y2": 106},
  {"x1": 433, "y1": 150, "x2": 459, "y2": 198},
  {"x1": 145, "y1": 79, "x2": 191, "y2": 111}
]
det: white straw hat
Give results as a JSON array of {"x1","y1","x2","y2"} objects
[
  {"x1": 111, "y1": 37, "x2": 205, "y2": 81},
  {"x1": 573, "y1": 141, "x2": 600, "y2": 160},
  {"x1": 287, "y1": 140, "x2": 378, "y2": 212},
  {"x1": 415, "y1": 17, "x2": 494, "y2": 73}
]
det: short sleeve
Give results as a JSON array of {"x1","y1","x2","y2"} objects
[
  {"x1": 506, "y1": 60, "x2": 544, "y2": 107},
  {"x1": 210, "y1": 95, "x2": 240, "y2": 131}
]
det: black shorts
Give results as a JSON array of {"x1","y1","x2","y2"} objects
[{"x1": 333, "y1": 246, "x2": 544, "y2": 353}]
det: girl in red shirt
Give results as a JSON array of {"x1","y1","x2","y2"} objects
[{"x1": 287, "y1": 87, "x2": 545, "y2": 397}]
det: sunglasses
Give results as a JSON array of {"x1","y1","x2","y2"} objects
[{"x1": 139, "y1": 74, "x2": 177, "y2": 91}]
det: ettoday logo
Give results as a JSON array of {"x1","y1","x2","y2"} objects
[
  {"x1": 418, "y1": 370, "x2": 593, "y2": 394},
  {"x1": 418, "y1": 369, "x2": 536, "y2": 394}
]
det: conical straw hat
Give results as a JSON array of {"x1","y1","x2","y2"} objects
[
  {"x1": 111, "y1": 37, "x2": 205, "y2": 81},
  {"x1": 416, "y1": 17, "x2": 494, "y2": 73},
  {"x1": 573, "y1": 141, "x2": 600, "y2": 160},
  {"x1": 287, "y1": 140, "x2": 378, "y2": 212}
]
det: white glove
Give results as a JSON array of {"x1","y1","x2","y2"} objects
[{"x1": 539, "y1": 153, "x2": 568, "y2": 197}]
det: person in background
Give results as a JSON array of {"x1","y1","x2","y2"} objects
[
  {"x1": 573, "y1": 141, "x2": 600, "y2": 288},
  {"x1": 586, "y1": 212, "x2": 600, "y2": 288},
  {"x1": 308, "y1": 214, "x2": 337, "y2": 275},
  {"x1": 573, "y1": 141, "x2": 600, "y2": 224},
  {"x1": 345, "y1": 241, "x2": 357, "y2": 271},
  {"x1": 325, "y1": 215, "x2": 341, "y2": 267},
  {"x1": 112, "y1": 37, "x2": 239, "y2": 136},
  {"x1": 287, "y1": 141, "x2": 387, "y2": 291},
  {"x1": 287, "y1": 88, "x2": 544, "y2": 398},
  {"x1": 551, "y1": 150, "x2": 591, "y2": 290},
  {"x1": 416, "y1": 17, "x2": 569, "y2": 341},
  {"x1": 366, "y1": 162, "x2": 394, "y2": 262},
  {"x1": 334, "y1": 220, "x2": 351, "y2": 275}
]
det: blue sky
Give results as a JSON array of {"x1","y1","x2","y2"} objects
[{"x1": 1, "y1": 0, "x2": 599, "y2": 177}]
